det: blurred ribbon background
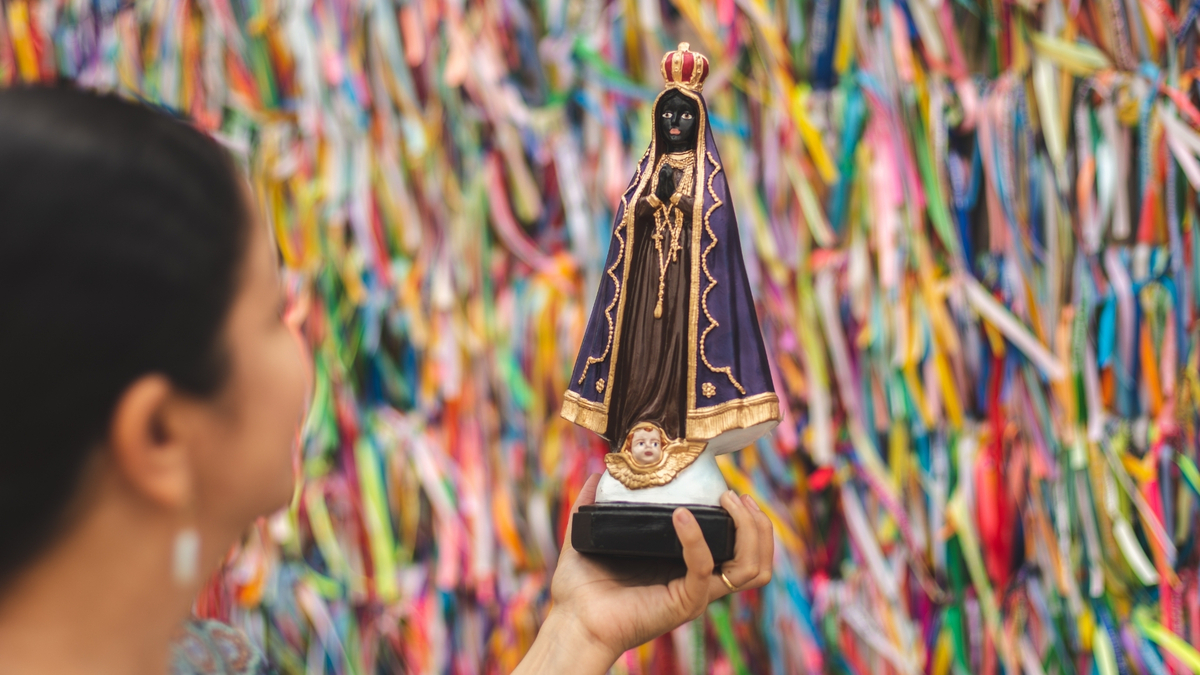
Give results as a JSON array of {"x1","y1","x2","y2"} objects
[{"x1": 6, "y1": 0, "x2": 1200, "y2": 672}]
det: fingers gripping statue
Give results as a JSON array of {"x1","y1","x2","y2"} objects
[{"x1": 562, "y1": 44, "x2": 780, "y2": 562}]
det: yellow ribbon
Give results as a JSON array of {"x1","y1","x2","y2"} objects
[{"x1": 1029, "y1": 32, "x2": 1114, "y2": 75}]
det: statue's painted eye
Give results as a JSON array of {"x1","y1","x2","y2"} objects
[
  {"x1": 662, "y1": 112, "x2": 672, "y2": 118},
  {"x1": 681, "y1": 112, "x2": 693, "y2": 120}
]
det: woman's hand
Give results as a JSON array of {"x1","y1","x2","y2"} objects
[{"x1": 513, "y1": 474, "x2": 774, "y2": 674}]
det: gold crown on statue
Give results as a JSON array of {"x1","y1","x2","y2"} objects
[{"x1": 660, "y1": 42, "x2": 709, "y2": 93}]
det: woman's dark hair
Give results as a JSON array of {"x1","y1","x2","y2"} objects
[{"x1": 0, "y1": 87, "x2": 249, "y2": 585}]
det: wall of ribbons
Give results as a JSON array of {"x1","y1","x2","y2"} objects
[{"x1": 5, "y1": 0, "x2": 1200, "y2": 672}]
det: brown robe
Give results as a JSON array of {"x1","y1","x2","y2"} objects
[{"x1": 604, "y1": 166, "x2": 695, "y2": 450}]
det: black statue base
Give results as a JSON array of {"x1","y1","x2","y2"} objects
[{"x1": 571, "y1": 503, "x2": 735, "y2": 563}]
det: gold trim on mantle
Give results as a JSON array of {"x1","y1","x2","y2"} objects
[
  {"x1": 684, "y1": 89, "x2": 706, "y2": 413},
  {"x1": 562, "y1": 390, "x2": 780, "y2": 443},
  {"x1": 686, "y1": 392, "x2": 780, "y2": 440},
  {"x1": 561, "y1": 390, "x2": 609, "y2": 437}
]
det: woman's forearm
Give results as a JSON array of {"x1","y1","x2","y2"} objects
[{"x1": 511, "y1": 608, "x2": 618, "y2": 675}]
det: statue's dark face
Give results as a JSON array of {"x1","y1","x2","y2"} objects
[{"x1": 658, "y1": 92, "x2": 698, "y2": 153}]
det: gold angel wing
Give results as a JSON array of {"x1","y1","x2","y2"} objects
[{"x1": 604, "y1": 440, "x2": 706, "y2": 490}]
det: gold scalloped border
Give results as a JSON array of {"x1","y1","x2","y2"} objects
[
  {"x1": 578, "y1": 148, "x2": 650, "y2": 386},
  {"x1": 699, "y1": 150, "x2": 746, "y2": 395}
]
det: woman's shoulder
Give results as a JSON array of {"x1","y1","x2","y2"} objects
[{"x1": 171, "y1": 619, "x2": 273, "y2": 675}]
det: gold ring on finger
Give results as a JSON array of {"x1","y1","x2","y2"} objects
[{"x1": 720, "y1": 570, "x2": 738, "y2": 592}]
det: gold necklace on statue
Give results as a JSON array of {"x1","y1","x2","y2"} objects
[{"x1": 649, "y1": 151, "x2": 695, "y2": 319}]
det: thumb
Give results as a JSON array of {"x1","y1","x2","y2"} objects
[
  {"x1": 571, "y1": 473, "x2": 601, "y2": 513},
  {"x1": 561, "y1": 473, "x2": 601, "y2": 554},
  {"x1": 669, "y1": 508, "x2": 714, "y2": 621}
]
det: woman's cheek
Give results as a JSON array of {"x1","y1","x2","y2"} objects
[
  {"x1": 286, "y1": 310, "x2": 314, "y2": 402},
  {"x1": 255, "y1": 329, "x2": 309, "y2": 510},
  {"x1": 278, "y1": 329, "x2": 310, "y2": 454}
]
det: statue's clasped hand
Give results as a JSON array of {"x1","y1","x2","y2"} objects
[{"x1": 655, "y1": 164, "x2": 676, "y2": 203}]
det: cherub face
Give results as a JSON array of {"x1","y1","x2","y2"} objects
[{"x1": 630, "y1": 428, "x2": 663, "y2": 465}]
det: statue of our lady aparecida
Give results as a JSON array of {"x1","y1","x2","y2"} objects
[{"x1": 562, "y1": 44, "x2": 779, "y2": 561}]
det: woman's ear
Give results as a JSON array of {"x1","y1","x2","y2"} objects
[{"x1": 107, "y1": 375, "x2": 196, "y2": 510}]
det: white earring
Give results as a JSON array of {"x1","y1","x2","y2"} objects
[{"x1": 172, "y1": 527, "x2": 201, "y2": 585}]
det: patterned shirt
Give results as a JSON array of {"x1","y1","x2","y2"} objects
[{"x1": 171, "y1": 620, "x2": 272, "y2": 675}]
